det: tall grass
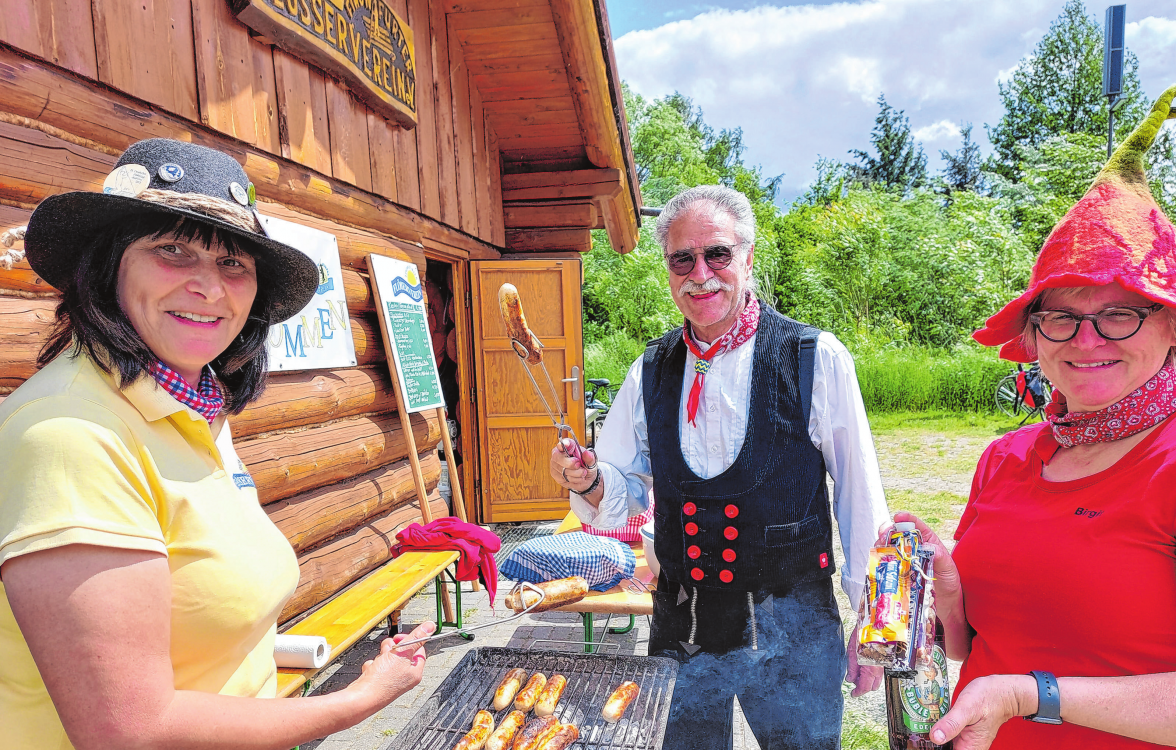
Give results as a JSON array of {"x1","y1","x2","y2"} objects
[
  {"x1": 854, "y1": 345, "x2": 1011, "y2": 413},
  {"x1": 585, "y1": 332, "x2": 1014, "y2": 414}
]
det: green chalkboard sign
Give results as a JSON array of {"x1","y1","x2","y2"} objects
[{"x1": 369, "y1": 254, "x2": 445, "y2": 414}]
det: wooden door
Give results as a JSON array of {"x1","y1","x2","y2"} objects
[{"x1": 471, "y1": 258, "x2": 584, "y2": 522}]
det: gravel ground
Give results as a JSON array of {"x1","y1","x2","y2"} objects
[{"x1": 298, "y1": 423, "x2": 996, "y2": 750}]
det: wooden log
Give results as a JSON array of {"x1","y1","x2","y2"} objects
[
  {"x1": 0, "y1": 204, "x2": 56, "y2": 295},
  {"x1": 268, "y1": 451, "x2": 441, "y2": 554},
  {"x1": 501, "y1": 169, "x2": 622, "y2": 201},
  {"x1": 279, "y1": 491, "x2": 450, "y2": 623},
  {"x1": 429, "y1": 0, "x2": 460, "y2": 227},
  {"x1": 254, "y1": 201, "x2": 423, "y2": 271},
  {"x1": 488, "y1": 131, "x2": 506, "y2": 247},
  {"x1": 239, "y1": 410, "x2": 441, "y2": 504},
  {"x1": 407, "y1": 0, "x2": 441, "y2": 221},
  {"x1": 233, "y1": 366, "x2": 397, "y2": 440},
  {"x1": 506, "y1": 228, "x2": 590, "y2": 253},
  {"x1": 503, "y1": 202, "x2": 597, "y2": 229},
  {"x1": 0, "y1": 297, "x2": 56, "y2": 389},
  {"x1": 447, "y1": 19, "x2": 477, "y2": 236}
]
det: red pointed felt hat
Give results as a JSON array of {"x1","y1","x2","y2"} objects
[{"x1": 974, "y1": 85, "x2": 1176, "y2": 362}]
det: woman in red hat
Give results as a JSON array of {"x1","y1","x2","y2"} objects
[
  {"x1": 887, "y1": 87, "x2": 1176, "y2": 750},
  {"x1": 0, "y1": 139, "x2": 433, "y2": 749}
]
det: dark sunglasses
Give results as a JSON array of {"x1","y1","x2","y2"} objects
[{"x1": 664, "y1": 245, "x2": 739, "y2": 276}]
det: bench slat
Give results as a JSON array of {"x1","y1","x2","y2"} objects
[{"x1": 275, "y1": 550, "x2": 460, "y2": 697}]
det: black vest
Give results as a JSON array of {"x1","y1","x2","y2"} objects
[{"x1": 643, "y1": 306, "x2": 836, "y2": 593}]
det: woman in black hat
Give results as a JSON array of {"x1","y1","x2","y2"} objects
[{"x1": 0, "y1": 139, "x2": 434, "y2": 749}]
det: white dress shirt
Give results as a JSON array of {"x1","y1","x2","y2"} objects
[{"x1": 570, "y1": 330, "x2": 891, "y2": 609}]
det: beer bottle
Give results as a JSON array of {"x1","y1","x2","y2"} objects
[{"x1": 885, "y1": 620, "x2": 951, "y2": 750}]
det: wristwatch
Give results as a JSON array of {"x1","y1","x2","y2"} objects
[{"x1": 1024, "y1": 670, "x2": 1062, "y2": 725}]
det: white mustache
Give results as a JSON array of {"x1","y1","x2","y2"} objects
[{"x1": 678, "y1": 277, "x2": 734, "y2": 296}]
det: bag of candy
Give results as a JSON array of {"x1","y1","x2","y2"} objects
[{"x1": 857, "y1": 522, "x2": 934, "y2": 671}]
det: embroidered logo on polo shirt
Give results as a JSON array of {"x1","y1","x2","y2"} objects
[
  {"x1": 233, "y1": 459, "x2": 255, "y2": 490},
  {"x1": 1074, "y1": 507, "x2": 1102, "y2": 518}
]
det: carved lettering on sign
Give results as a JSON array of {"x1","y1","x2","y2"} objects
[{"x1": 232, "y1": 0, "x2": 416, "y2": 127}]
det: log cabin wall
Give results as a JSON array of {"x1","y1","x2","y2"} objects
[{"x1": 0, "y1": 0, "x2": 640, "y2": 620}]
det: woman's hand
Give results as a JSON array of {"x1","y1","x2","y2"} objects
[
  {"x1": 549, "y1": 438, "x2": 594, "y2": 492},
  {"x1": 347, "y1": 621, "x2": 435, "y2": 708},
  {"x1": 844, "y1": 622, "x2": 884, "y2": 697},
  {"x1": 930, "y1": 674, "x2": 1037, "y2": 750}
]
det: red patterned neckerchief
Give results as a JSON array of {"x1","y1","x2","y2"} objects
[
  {"x1": 1042, "y1": 361, "x2": 1176, "y2": 452},
  {"x1": 682, "y1": 294, "x2": 760, "y2": 427},
  {"x1": 148, "y1": 360, "x2": 225, "y2": 423}
]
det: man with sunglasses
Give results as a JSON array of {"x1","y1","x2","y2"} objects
[{"x1": 550, "y1": 185, "x2": 891, "y2": 748}]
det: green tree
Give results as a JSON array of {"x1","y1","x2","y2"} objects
[
  {"x1": 939, "y1": 123, "x2": 985, "y2": 196},
  {"x1": 986, "y1": 0, "x2": 1149, "y2": 181},
  {"x1": 848, "y1": 95, "x2": 928, "y2": 193}
]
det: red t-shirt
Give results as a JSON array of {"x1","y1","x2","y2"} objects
[{"x1": 953, "y1": 417, "x2": 1176, "y2": 749}]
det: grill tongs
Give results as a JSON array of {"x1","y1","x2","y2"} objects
[
  {"x1": 393, "y1": 581, "x2": 548, "y2": 648},
  {"x1": 497, "y1": 283, "x2": 596, "y2": 470}
]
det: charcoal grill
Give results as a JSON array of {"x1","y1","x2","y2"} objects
[{"x1": 382, "y1": 647, "x2": 678, "y2": 750}]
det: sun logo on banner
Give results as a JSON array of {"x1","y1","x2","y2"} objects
[
  {"x1": 316, "y1": 263, "x2": 335, "y2": 295},
  {"x1": 390, "y1": 265, "x2": 424, "y2": 302}
]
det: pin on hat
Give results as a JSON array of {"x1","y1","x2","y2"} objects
[
  {"x1": 157, "y1": 163, "x2": 184, "y2": 183},
  {"x1": 229, "y1": 181, "x2": 249, "y2": 206},
  {"x1": 102, "y1": 164, "x2": 151, "y2": 198}
]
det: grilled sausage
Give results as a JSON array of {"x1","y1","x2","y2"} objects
[
  {"x1": 486, "y1": 710, "x2": 527, "y2": 750},
  {"x1": 493, "y1": 668, "x2": 529, "y2": 711},
  {"x1": 533, "y1": 674, "x2": 566, "y2": 717},
  {"x1": 453, "y1": 710, "x2": 496, "y2": 750},
  {"x1": 505, "y1": 577, "x2": 589, "y2": 614},
  {"x1": 514, "y1": 672, "x2": 547, "y2": 712},
  {"x1": 602, "y1": 681, "x2": 639, "y2": 723},
  {"x1": 537, "y1": 724, "x2": 579, "y2": 750},
  {"x1": 511, "y1": 715, "x2": 558, "y2": 750},
  {"x1": 498, "y1": 283, "x2": 543, "y2": 365}
]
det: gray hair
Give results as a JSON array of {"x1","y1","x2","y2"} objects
[{"x1": 654, "y1": 185, "x2": 756, "y2": 251}]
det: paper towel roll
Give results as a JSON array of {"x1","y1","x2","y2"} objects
[{"x1": 274, "y1": 634, "x2": 329, "y2": 669}]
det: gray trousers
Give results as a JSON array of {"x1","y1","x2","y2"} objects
[{"x1": 648, "y1": 577, "x2": 846, "y2": 750}]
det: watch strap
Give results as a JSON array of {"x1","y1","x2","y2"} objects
[{"x1": 1024, "y1": 670, "x2": 1062, "y2": 725}]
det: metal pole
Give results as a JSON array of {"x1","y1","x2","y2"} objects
[{"x1": 1108, "y1": 106, "x2": 1115, "y2": 160}]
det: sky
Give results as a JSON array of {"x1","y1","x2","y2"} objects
[{"x1": 607, "y1": 0, "x2": 1176, "y2": 205}]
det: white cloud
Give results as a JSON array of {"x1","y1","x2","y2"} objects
[
  {"x1": 913, "y1": 120, "x2": 961, "y2": 143},
  {"x1": 615, "y1": 0, "x2": 1176, "y2": 204}
]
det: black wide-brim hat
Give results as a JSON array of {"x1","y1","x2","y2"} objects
[{"x1": 24, "y1": 138, "x2": 318, "y2": 324}]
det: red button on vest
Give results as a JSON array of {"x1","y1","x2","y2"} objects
[
  {"x1": 719, "y1": 569, "x2": 734, "y2": 583},
  {"x1": 724, "y1": 526, "x2": 739, "y2": 540},
  {"x1": 687, "y1": 545, "x2": 701, "y2": 559},
  {"x1": 690, "y1": 567, "x2": 704, "y2": 581},
  {"x1": 685, "y1": 522, "x2": 699, "y2": 536},
  {"x1": 683, "y1": 502, "x2": 697, "y2": 516},
  {"x1": 722, "y1": 548, "x2": 736, "y2": 563},
  {"x1": 724, "y1": 504, "x2": 739, "y2": 518}
]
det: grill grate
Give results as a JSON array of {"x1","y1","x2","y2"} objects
[{"x1": 382, "y1": 647, "x2": 678, "y2": 750}]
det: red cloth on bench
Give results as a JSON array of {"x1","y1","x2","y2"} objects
[{"x1": 394, "y1": 517, "x2": 502, "y2": 605}]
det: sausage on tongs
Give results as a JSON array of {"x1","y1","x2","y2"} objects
[
  {"x1": 504, "y1": 577, "x2": 589, "y2": 614},
  {"x1": 497, "y1": 283, "x2": 596, "y2": 470}
]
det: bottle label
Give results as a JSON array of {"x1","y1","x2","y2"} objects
[{"x1": 899, "y1": 645, "x2": 950, "y2": 733}]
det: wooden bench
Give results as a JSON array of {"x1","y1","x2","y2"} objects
[
  {"x1": 550, "y1": 512, "x2": 656, "y2": 653},
  {"x1": 276, "y1": 550, "x2": 461, "y2": 697}
]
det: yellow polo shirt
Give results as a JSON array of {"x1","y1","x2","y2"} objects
[{"x1": 0, "y1": 352, "x2": 299, "y2": 750}]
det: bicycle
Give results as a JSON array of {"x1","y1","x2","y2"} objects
[
  {"x1": 584, "y1": 377, "x2": 618, "y2": 448},
  {"x1": 995, "y1": 362, "x2": 1052, "y2": 424}
]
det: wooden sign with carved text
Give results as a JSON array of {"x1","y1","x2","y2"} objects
[{"x1": 231, "y1": 0, "x2": 416, "y2": 127}]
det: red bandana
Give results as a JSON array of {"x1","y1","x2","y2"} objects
[
  {"x1": 1044, "y1": 361, "x2": 1176, "y2": 449},
  {"x1": 682, "y1": 295, "x2": 760, "y2": 427}
]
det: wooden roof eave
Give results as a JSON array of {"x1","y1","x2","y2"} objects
[{"x1": 548, "y1": 0, "x2": 641, "y2": 254}]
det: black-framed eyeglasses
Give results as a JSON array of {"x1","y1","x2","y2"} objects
[
  {"x1": 664, "y1": 245, "x2": 740, "y2": 276},
  {"x1": 1028, "y1": 304, "x2": 1165, "y2": 342}
]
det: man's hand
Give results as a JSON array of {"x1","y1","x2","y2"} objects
[
  {"x1": 549, "y1": 438, "x2": 594, "y2": 492},
  {"x1": 930, "y1": 674, "x2": 1037, "y2": 750},
  {"x1": 845, "y1": 623, "x2": 883, "y2": 697}
]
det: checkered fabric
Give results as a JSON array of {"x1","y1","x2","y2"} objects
[
  {"x1": 148, "y1": 361, "x2": 224, "y2": 423},
  {"x1": 499, "y1": 531, "x2": 635, "y2": 591},
  {"x1": 581, "y1": 503, "x2": 654, "y2": 543}
]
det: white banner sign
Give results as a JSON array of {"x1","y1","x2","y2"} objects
[{"x1": 259, "y1": 215, "x2": 357, "y2": 372}]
